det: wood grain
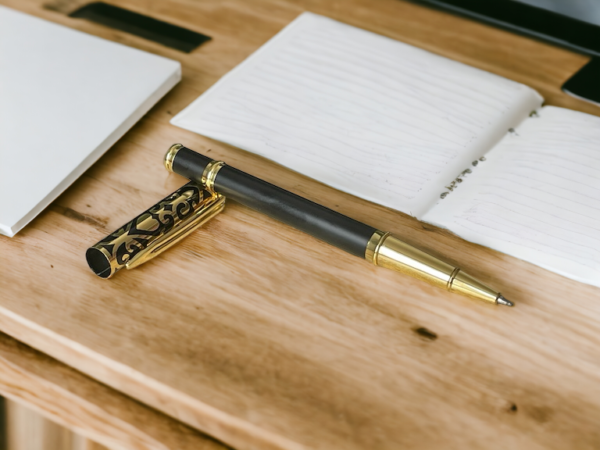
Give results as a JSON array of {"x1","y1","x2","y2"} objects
[
  {"x1": 0, "y1": 332, "x2": 228, "y2": 450},
  {"x1": 6, "y1": 398, "x2": 110, "y2": 450},
  {"x1": 1, "y1": 0, "x2": 600, "y2": 449}
]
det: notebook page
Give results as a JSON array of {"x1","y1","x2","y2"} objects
[
  {"x1": 423, "y1": 106, "x2": 600, "y2": 287},
  {"x1": 172, "y1": 12, "x2": 542, "y2": 218}
]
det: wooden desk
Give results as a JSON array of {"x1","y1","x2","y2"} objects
[
  {"x1": 1, "y1": 0, "x2": 599, "y2": 449},
  {"x1": 0, "y1": 332, "x2": 227, "y2": 450}
]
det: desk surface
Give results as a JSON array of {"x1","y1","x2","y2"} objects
[
  {"x1": 0, "y1": 332, "x2": 227, "y2": 450},
  {"x1": 1, "y1": 0, "x2": 600, "y2": 449}
]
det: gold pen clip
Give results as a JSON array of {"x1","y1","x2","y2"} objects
[{"x1": 86, "y1": 182, "x2": 225, "y2": 279}]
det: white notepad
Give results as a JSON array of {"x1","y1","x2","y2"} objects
[
  {"x1": 172, "y1": 12, "x2": 600, "y2": 288},
  {"x1": 0, "y1": 6, "x2": 181, "y2": 237}
]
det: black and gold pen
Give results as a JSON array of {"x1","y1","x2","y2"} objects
[{"x1": 164, "y1": 144, "x2": 513, "y2": 307}]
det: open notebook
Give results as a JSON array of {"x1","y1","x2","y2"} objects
[{"x1": 172, "y1": 12, "x2": 600, "y2": 288}]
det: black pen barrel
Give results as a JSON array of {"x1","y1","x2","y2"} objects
[{"x1": 170, "y1": 146, "x2": 376, "y2": 258}]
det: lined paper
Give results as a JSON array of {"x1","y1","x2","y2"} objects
[
  {"x1": 424, "y1": 106, "x2": 600, "y2": 286},
  {"x1": 172, "y1": 12, "x2": 542, "y2": 218}
]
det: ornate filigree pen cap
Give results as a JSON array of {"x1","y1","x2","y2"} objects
[{"x1": 86, "y1": 182, "x2": 225, "y2": 278}]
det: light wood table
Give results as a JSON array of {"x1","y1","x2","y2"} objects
[
  {"x1": 1, "y1": 0, "x2": 599, "y2": 449},
  {"x1": 0, "y1": 332, "x2": 228, "y2": 450}
]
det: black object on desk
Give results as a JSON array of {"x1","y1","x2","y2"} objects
[
  {"x1": 562, "y1": 58, "x2": 600, "y2": 106},
  {"x1": 70, "y1": 2, "x2": 211, "y2": 52}
]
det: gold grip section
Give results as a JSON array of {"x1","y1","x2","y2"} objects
[
  {"x1": 367, "y1": 231, "x2": 456, "y2": 289},
  {"x1": 449, "y1": 270, "x2": 498, "y2": 304},
  {"x1": 366, "y1": 231, "x2": 499, "y2": 304}
]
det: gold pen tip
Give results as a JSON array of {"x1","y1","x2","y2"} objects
[{"x1": 496, "y1": 295, "x2": 514, "y2": 307}]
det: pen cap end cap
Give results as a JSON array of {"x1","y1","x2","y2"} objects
[
  {"x1": 165, "y1": 144, "x2": 183, "y2": 172},
  {"x1": 86, "y1": 247, "x2": 113, "y2": 279}
]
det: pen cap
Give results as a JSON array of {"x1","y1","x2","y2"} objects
[{"x1": 86, "y1": 182, "x2": 225, "y2": 279}]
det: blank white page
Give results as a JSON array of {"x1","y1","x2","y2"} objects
[
  {"x1": 423, "y1": 106, "x2": 600, "y2": 287},
  {"x1": 172, "y1": 12, "x2": 542, "y2": 218},
  {"x1": 0, "y1": 6, "x2": 181, "y2": 237}
]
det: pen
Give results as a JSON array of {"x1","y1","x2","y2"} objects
[{"x1": 164, "y1": 144, "x2": 513, "y2": 307}]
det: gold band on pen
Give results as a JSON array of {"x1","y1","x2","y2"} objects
[
  {"x1": 364, "y1": 230, "x2": 388, "y2": 264},
  {"x1": 446, "y1": 267, "x2": 460, "y2": 290},
  {"x1": 202, "y1": 160, "x2": 226, "y2": 194}
]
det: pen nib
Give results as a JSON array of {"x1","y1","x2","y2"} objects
[{"x1": 496, "y1": 295, "x2": 514, "y2": 307}]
